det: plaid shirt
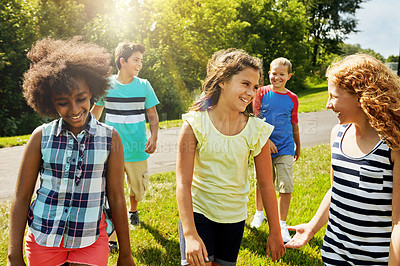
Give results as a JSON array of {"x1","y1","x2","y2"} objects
[{"x1": 28, "y1": 114, "x2": 113, "y2": 248}]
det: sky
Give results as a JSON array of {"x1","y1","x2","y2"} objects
[{"x1": 345, "y1": 0, "x2": 400, "y2": 58}]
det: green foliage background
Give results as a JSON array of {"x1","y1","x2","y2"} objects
[{"x1": 1, "y1": 0, "x2": 384, "y2": 137}]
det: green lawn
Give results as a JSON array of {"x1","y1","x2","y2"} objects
[
  {"x1": 1, "y1": 144, "x2": 331, "y2": 265},
  {"x1": 297, "y1": 83, "x2": 328, "y2": 113}
]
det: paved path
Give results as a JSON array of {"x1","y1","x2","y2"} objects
[{"x1": 0, "y1": 110, "x2": 337, "y2": 202}]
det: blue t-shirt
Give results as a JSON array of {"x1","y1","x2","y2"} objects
[
  {"x1": 96, "y1": 75, "x2": 159, "y2": 162},
  {"x1": 253, "y1": 85, "x2": 298, "y2": 158}
]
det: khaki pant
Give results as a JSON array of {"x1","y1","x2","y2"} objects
[{"x1": 124, "y1": 160, "x2": 149, "y2": 201}]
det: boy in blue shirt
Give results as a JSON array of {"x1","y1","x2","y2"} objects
[
  {"x1": 91, "y1": 42, "x2": 159, "y2": 251},
  {"x1": 250, "y1": 57, "x2": 300, "y2": 243}
]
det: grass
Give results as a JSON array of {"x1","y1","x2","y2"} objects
[
  {"x1": 158, "y1": 119, "x2": 183, "y2": 129},
  {"x1": 0, "y1": 135, "x2": 30, "y2": 148},
  {"x1": 297, "y1": 83, "x2": 328, "y2": 113},
  {"x1": 1, "y1": 144, "x2": 331, "y2": 265}
]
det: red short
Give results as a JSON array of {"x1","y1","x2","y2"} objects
[{"x1": 25, "y1": 214, "x2": 109, "y2": 266}]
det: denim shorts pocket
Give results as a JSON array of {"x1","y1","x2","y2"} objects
[{"x1": 359, "y1": 166, "x2": 384, "y2": 191}]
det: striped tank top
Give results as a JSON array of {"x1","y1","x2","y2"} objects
[{"x1": 321, "y1": 124, "x2": 393, "y2": 265}]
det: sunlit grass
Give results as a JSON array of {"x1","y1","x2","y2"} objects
[
  {"x1": 0, "y1": 144, "x2": 332, "y2": 265},
  {"x1": 0, "y1": 135, "x2": 30, "y2": 148},
  {"x1": 298, "y1": 83, "x2": 328, "y2": 113},
  {"x1": 110, "y1": 143, "x2": 331, "y2": 265},
  {"x1": 157, "y1": 119, "x2": 182, "y2": 129}
]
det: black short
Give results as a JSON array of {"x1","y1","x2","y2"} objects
[{"x1": 179, "y1": 212, "x2": 245, "y2": 266}]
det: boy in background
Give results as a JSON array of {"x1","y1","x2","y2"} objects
[
  {"x1": 250, "y1": 57, "x2": 300, "y2": 243},
  {"x1": 91, "y1": 42, "x2": 159, "y2": 251}
]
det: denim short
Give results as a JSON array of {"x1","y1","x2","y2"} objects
[{"x1": 179, "y1": 212, "x2": 245, "y2": 266}]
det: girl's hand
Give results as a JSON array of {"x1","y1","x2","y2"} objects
[
  {"x1": 268, "y1": 139, "x2": 278, "y2": 154},
  {"x1": 266, "y1": 234, "x2": 286, "y2": 261},
  {"x1": 185, "y1": 234, "x2": 209, "y2": 266},
  {"x1": 284, "y1": 223, "x2": 315, "y2": 249},
  {"x1": 7, "y1": 255, "x2": 26, "y2": 266},
  {"x1": 117, "y1": 254, "x2": 136, "y2": 266}
]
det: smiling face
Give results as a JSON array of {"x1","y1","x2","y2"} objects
[
  {"x1": 51, "y1": 78, "x2": 92, "y2": 136},
  {"x1": 269, "y1": 64, "x2": 292, "y2": 92},
  {"x1": 218, "y1": 67, "x2": 260, "y2": 113},
  {"x1": 121, "y1": 51, "x2": 143, "y2": 77},
  {"x1": 326, "y1": 80, "x2": 362, "y2": 124}
]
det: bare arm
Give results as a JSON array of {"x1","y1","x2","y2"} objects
[
  {"x1": 254, "y1": 140, "x2": 286, "y2": 261},
  {"x1": 90, "y1": 104, "x2": 105, "y2": 121},
  {"x1": 176, "y1": 122, "x2": 208, "y2": 266},
  {"x1": 292, "y1": 123, "x2": 301, "y2": 161},
  {"x1": 285, "y1": 124, "x2": 339, "y2": 249},
  {"x1": 389, "y1": 149, "x2": 400, "y2": 265},
  {"x1": 145, "y1": 106, "x2": 159, "y2": 154},
  {"x1": 7, "y1": 127, "x2": 42, "y2": 265},
  {"x1": 106, "y1": 130, "x2": 135, "y2": 265}
]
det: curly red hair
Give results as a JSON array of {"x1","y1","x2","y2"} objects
[{"x1": 326, "y1": 54, "x2": 400, "y2": 150}]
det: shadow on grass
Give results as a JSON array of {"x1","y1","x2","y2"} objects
[
  {"x1": 241, "y1": 224, "x2": 324, "y2": 265},
  {"x1": 135, "y1": 221, "x2": 181, "y2": 265}
]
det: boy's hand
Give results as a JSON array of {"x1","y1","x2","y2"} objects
[
  {"x1": 285, "y1": 223, "x2": 315, "y2": 249},
  {"x1": 268, "y1": 139, "x2": 278, "y2": 154},
  {"x1": 294, "y1": 146, "x2": 300, "y2": 161},
  {"x1": 144, "y1": 135, "x2": 157, "y2": 154},
  {"x1": 266, "y1": 234, "x2": 286, "y2": 261}
]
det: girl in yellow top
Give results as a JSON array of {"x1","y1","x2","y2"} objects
[{"x1": 176, "y1": 49, "x2": 286, "y2": 266}]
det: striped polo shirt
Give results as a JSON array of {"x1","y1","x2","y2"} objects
[
  {"x1": 96, "y1": 75, "x2": 159, "y2": 162},
  {"x1": 28, "y1": 114, "x2": 113, "y2": 248},
  {"x1": 322, "y1": 124, "x2": 393, "y2": 265}
]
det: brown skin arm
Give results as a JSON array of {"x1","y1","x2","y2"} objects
[
  {"x1": 389, "y1": 149, "x2": 400, "y2": 265},
  {"x1": 106, "y1": 129, "x2": 135, "y2": 265},
  {"x1": 145, "y1": 106, "x2": 159, "y2": 154},
  {"x1": 254, "y1": 141, "x2": 286, "y2": 261},
  {"x1": 176, "y1": 122, "x2": 209, "y2": 266},
  {"x1": 7, "y1": 127, "x2": 42, "y2": 266},
  {"x1": 90, "y1": 104, "x2": 105, "y2": 121}
]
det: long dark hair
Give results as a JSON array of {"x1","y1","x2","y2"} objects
[{"x1": 191, "y1": 48, "x2": 263, "y2": 116}]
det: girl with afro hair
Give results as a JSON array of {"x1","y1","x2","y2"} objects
[{"x1": 7, "y1": 37, "x2": 135, "y2": 266}]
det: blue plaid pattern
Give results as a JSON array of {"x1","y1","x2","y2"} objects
[{"x1": 27, "y1": 114, "x2": 113, "y2": 248}]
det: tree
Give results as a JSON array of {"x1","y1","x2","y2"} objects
[
  {"x1": 340, "y1": 43, "x2": 384, "y2": 61},
  {"x1": 0, "y1": 0, "x2": 41, "y2": 136},
  {"x1": 139, "y1": 0, "x2": 244, "y2": 118},
  {"x1": 386, "y1": 55, "x2": 399, "y2": 63},
  {"x1": 234, "y1": 0, "x2": 310, "y2": 90},
  {"x1": 36, "y1": 0, "x2": 87, "y2": 38},
  {"x1": 300, "y1": 0, "x2": 365, "y2": 66}
]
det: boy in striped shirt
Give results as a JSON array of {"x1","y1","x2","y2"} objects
[{"x1": 92, "y1": 42, "x2": 159, "y2": 252}]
